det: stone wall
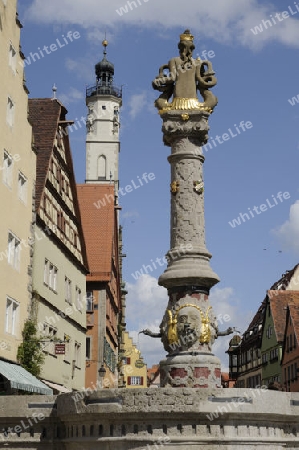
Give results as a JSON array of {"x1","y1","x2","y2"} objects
[
  {"x1": 1, "y1": 388, "x2": 299, "y2": 449},
  {"x1": 0, "y1": 395, "x2": 62, "y2": 449}
]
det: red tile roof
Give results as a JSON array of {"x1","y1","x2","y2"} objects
[
  {"x1": 77, "y1": 184, "x2": 115, "y2": 281},
  {"x1": 267, "y1": 290, "x2": 299, "y2": 342}
]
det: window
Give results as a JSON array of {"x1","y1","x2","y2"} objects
[
  {"x1": 123, "y1": 357, "x2": 131, "y2": 365},
  {"x1": 270, "y1": 348, "x2": 278, "y2": 360},
  {"x1": 86, "y1": 292, "x2": 93, "y2": 311},
  {"x1": 44, "y1": 260, "x2": 49, "y2": 284},
  {"x1": 44, "y1": 259, "x2": 57, "y2": 291},
  {"x1": 9, "y1": 43, "x2": 16, "y2": 73},
  {"x1": 6, "y1": 97, "x2": 14, "y2": 127},
  {"x1": 127, "y1": 376, "x2": 143, "y2": 386},
  {"x1": 232, "y1": 354, "x2": 238, "y2": 367},
  {"x1": 5, "y1": 298, "x2": 19, "y2": 335},
  {"x1": 97, "y1": 155, "x2": 106, "y2": 180},
  {"x1": 49, "y1": 264, "x2": 58, "y2": 291},
  {"x1": 262, "y1": 353, "x2": 268, "y2": 364},
  {"x1": 75, "y1": 286, "x2": 82, "y2": 311},
  {"x1": 64, "y1": 334, "x2": 71, "y2": 364},
  {"x1": 246, "y1": 350, "x2": 251, "y2": 362},
  {"x1": 18, "y1": 172, "x2": 27, "y2": 203},
  {"x1": 74, "y1": 342, "x2": 81, "y2": 368},
  {"x1": 86, "y1": 337, "x2": 91, "y2": 360},
  {"x1": 42, "y1": 325, "x2": 57, "y2": 355},
  {"x1": 49, "y1": 326, "x2": 57, "y2": 339},
  {"x1": 8, "y1": 232, "x2": 20, "y2": 270},
  {"x1": 3, "y1": 150, "x2": 13, "y2": 187},
  {"x1": 266, "y1": 325, "x2": 273, "y2": 338},
  {"x1": 65, "y1": 277, "x2": 72, "y2": 304},
  {"x1": 102, "y1": 105, "x2": 106, "y2": 110},
  {"x1": 290, "y1": 334, "x2": 293, "y2": 351}
]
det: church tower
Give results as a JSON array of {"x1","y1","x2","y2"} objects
[{"x1": 85, "y1": 40, "x2": 122, "y2": 194}]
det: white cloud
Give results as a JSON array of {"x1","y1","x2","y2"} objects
[
  {"x1": 210, "y1": 287, "x2": 250, "y2": 370},
  {"x1": 126, "y1": 90, "x2": 156, "y2": 119},
  {"x1": 126, "y1": 274, "x2": 167, "y2": 367},
  {"x1": 126, "y1": 275, "x2": 251, "y2": 370},
  {"x1": 126, "y1": 274, "x2": 168, "y2": 324},
  {"x1": 273, "y1": 200, "x2": 299, "y2": 253},
  {"x1": 65, "y1": 57, "x2": 94, "y2": 82},
  {"x1": 59, "y1": 87, "x2": 84, "y2": 105},
  {"x1": 26, "y1": 0, "x2": 299, "y2": 49},
  {"x1": 128, "y1": 91, "x2": 147, "y2": 119}
]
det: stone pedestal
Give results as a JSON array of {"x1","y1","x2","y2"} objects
[
  {"x1": 160, "y1": 353, "x2": 221, "y2": 388},
  {"x1": 158, "y1": 111, "x2": 221, "y2": 387}
]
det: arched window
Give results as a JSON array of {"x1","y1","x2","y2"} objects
[{"x1": 97, "y1": 155, "x2": 106, "y2": 180}]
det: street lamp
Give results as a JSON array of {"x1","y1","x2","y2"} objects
[{"x1": 98, "y1": 364, "x2": 106, "y2": 388}]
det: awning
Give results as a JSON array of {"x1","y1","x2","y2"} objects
[
  {"x1": 41, "y1": 379, "x2": 71, "y2": 393},
  {"x1": 0, "y1": 360, "x2": 53, "y2": 395}
]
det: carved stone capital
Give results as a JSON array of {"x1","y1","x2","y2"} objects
[{"x1": 161, "y1": 111, "x2": 210, "y2": 146}]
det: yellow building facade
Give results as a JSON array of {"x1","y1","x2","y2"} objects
[
  {"x1": 121, "y1": 331, "x2": 147, "y2": 388},
  {"x1": 0, "y1": 0, "x2": 36, "y2": 362}
]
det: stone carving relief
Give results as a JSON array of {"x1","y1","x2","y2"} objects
[{"x1": 171, "y1": 159, "x2": 205, "y2": 249}]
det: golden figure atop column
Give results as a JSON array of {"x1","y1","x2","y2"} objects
[{"x1": 152, "y1": 29, "x2": 218, "y2": 114}]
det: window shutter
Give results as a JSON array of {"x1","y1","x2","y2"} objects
[
  {"x1": 127, "y1": 357, "x2": 131, "y2": 365},
  {"x1": 127, "y1": 377, "x2": 131, "y2": 385},
  {"x1": 140, "y1": 377, "x2": 144, "y2": 385}
]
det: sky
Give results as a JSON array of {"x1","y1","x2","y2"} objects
[{"x1": 18, "y1": 0, "x2": 299, "y2": 369}]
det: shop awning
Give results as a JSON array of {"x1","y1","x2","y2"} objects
[
  {"x1": 41, "y1": 379, "x2": 71, "y2": 393},
  {"x1": 0, "y1": 360, "x2": 53, "y2": 395}
]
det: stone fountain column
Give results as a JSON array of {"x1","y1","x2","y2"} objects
[
  {"x1": 147, "y1": 28, "x2": 223, "y2": 388},
  {"x1": 158, "y1": 110, "x2": 221, "y2": 388}
]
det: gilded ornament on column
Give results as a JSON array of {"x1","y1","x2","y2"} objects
[
  {"x1": 166, "y1": 304, "x2": 212, "y2": 346},
  {"x1": 171, "y1": 180, "x2": 180, "y2": 194},
  {"x1": 193, "y1": 180, "x2": 204, "y2": 194},
  {"x1": 167, "y1": 310, "x2": 178, "y2": 344},
  {"x1": 199, "y1": 306, "x2": 212, "y2": 344}
]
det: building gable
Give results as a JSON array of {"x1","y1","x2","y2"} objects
[{"x1": 29, "y1": 99, "x2": 88, "y2": 273}]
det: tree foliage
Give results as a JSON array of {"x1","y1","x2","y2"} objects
[{"x1": 17, "y1": 320, "x2": 44, "y2": 377}]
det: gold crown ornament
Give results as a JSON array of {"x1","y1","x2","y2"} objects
[{"x1": 180, "y1": 29, "x2": 194, "y2": 42}]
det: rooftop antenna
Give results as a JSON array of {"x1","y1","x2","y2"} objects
[
  {"x1": 52, "y1": 84, "x2": 57, "y2": 100},
  {"x1": 102, "y1": 31, "x2": 108, "y2": 56}
]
